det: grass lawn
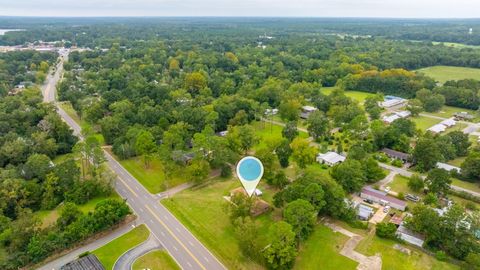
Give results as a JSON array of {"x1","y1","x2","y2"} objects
[
  {"x1": 447, "y1": 157, "x2": 466, "y2": 167},
  {"x1": 294, "y1": 225, "x2": 357, "y2": 270},
  {"x1": 355, "y1": 234, "x2": 459, "y2": 270},
  {"x1": 132, "y1": 250, "x2": 180, "y2": 270},
  {"x1": 321, "y1": 87, "x2": 375, "y2": 104},
  {"x1": 252, "y1": 121, "x2": 308, "y2": 150},
  {"x1": 422, "y1": 106, "x2": 478, "y2": 121},
  {"x1": 58, "y1": 101, "x2": 105, "y2": 145},
  {"x1": 119, "y1": 156, "x2": 187, "y2": 194},
  {"x1": 35, "y1": 193, "x2": 121, "y2": 228},
  {"x1": 416, "y1": 66, "x2": 480, "y2": 84},
  {"x1": 162, "y1": 178, "x2": 276, "y2": 270},
  {"x1": 93, "y1": 224, "x2": 150, "y2": 270},
  {"x1": 411, "y1": 116, "x2": 442, "y2": 131}
]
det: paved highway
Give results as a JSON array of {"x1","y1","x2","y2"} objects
[{"x1": 41, "y1": 49, "x2": 226, "y2": 270}]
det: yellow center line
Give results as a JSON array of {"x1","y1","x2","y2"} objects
[
  {"x1": 116, "y1": 175, "x2": 139, "y2": 197},
  {"x1": 145, "y1": 204, "x2": 207, "y2": 270}
]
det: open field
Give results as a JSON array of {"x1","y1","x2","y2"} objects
[
  {"x1": 416, "y1": 66, "x2": 480, "y2": 83},
  {"x1": 35, "y1": 193, "x2": 121, "y2": 228},
  {"x1": 58, "y1": 101, "x2": 105, "y2": 144},
  {"x1": 119, "y1": 156, "x2": 187, "y2": 194},
  {"x1": 294, "y1": 225, "x2": 358, "y2": 270},
  {"x1": 433, "y1": 42, "x2": 480, "y2": 50},
  {"x1": 132, "y1": 250, "x2": 180, "y2": 270},
  {"x1": 162, "y1": 178, "x2": 273, "y2": 270},
  {"x1": 93, "y1": 224, "x2": 150, "y2": 270},
  {"x1": 252, "y1": 120, "x2": 308, "y2": 150},
  {"x1": 321, "y1": 87, "x2": 375, "y2": 104},
  {"x1": 422, "y1": 106, "x2": 479, "y2": 122},
  {"x1": 355, "y1": 234, "x2": 459, "y2": 270},
  {"x1": 411, "y1": 116, "x2": 442, "y2": 131}
]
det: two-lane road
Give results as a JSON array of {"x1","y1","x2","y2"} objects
[{"x1": 41, "y1": 49, "x2": 225, "y2": 270}]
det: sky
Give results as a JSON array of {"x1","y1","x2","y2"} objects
[{"x1": 1, "y1": 0, "x2": 480, "y2": 18}]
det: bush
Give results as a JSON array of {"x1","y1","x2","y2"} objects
[
  {"x1": 464, "y1": 201, "x2": 478, "y2": 211},
  {"x1": 391, "y1": 159, "x2": 403, "y2": 167},
  {"x1": 220, "y1": 163, "x2": 232, "y2": 178},
  {"x1": 397, "y1": 192, "x2": 405, "y2": 200},
  {"x1": 435, "y1": 251, "x2": 448, "y2": 261},
  {"x1": 376, "y1": 222, "x2": 397, "y2": 239},
  {"x1": 348, "y1": 220, "x2": 369, "y2": 230},
  {"x1": 78, "y1": 251, "x2": 90, "y2": 258},
  {"x1": 449, "y1": 189, "x2": 480, "y2": 204}
]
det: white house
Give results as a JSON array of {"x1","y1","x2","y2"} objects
[
  {"x1": 395, "y1": 111, "x2": 411, "y2": 118},
  {"x1": 316, "y1": 152, "x2": 346, "y2": 166},
  {"x1": 380, "y1": 97, "x2": 407, "y2": 108},
  {"x1": 382, "y1": 114, "x2": 401, "y2": 124},
  {"x1": 427, "y1": 124, "x2": 447, "y2": 134},
  {"x1": 300, "y1": 105, "x2": 317, "y2": 119},
  {"x1": 440, "y1": 118, "x2": 456, "y2": 127},
  {"x1": 436, "y1": 162, "x2": 461, "y2": 173},
  {"x1": 396, "y1": 223, "x2": 425, "y2": 247}
]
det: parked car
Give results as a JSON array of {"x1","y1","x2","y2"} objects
[
  {"x1": 406, "y1": 194, "x2": 420, "y2": 202},
  {"x1": 384, "y1": 186, "x2": 391, "y2": 193},
  {"x1": 383, "y1": 206, "x2": 391, "y2": 213},
  {"x1": 363, "y1": 199, "x2": 374, "y2": 204}
]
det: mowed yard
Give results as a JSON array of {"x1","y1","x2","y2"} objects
[
  {"x1": 416, "y1": 65, "x2": 480, "y2": 83},
  {"x1": 321, "y1": 87, "x2": 375, "y2": 104},
  {"x1": 132, "y1": 250, "x2": 180, "y2": 270}
]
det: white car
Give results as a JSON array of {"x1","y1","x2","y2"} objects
[
  {"x1": 383, "y1": 206, "x2": 391, "y2": 213},
  {"x1": 384, "y1": 186, "x2": 391, "y2": 193}
]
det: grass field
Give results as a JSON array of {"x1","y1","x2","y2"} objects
[
  {"x1": 321, "y1": 87, "x2": 375, "y2": 104},
  {"x1": 433, "y1": 42, "x2": 480, "y2": 50},
  {"x1": 58, "y1": 101, "x2": 105, "y2": 145},
  {"x1": 35, "y1": 193, "x2": 121, "y2": 228},
  {"x1": 252, "y1": 121, "x2": 308, "y2": 150},
  {"x1": 93, "y1": 224, "x2": 150, "y2": 270},
  {"x1": 416, "y1": 66, "x2": 480, "y2": 83},
  {"x1": 119, "y1": 156, "x2": 187, "y2": 194},
  {"x1": 162, "y1": 178, "x2": 274, "y2": 270},
  {"x1": 422, "y1": 106, "x2": 478, "y2": 121},
  {"x1": 132, "y1": 250, "x2": 180, "y2": 270},
  {"x1": 389, "y1": 175, "x2": 421, "y2": 196},
  {"x1": 294, "y1": 225, "x2": 358, "y2": 270},
  {"x1": 411, "y1": 116, "x2": 442, "y2": 131},
  {"x1": 355, "y1": 234, "x2": 459, "y2": 270}
]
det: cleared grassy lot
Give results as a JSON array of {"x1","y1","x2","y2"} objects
[
  {"x1": 451, "y1": 178, "x2": 480, "y2": 194},
  {"x1": 355, "y1": 234, "x2": 459, "y2": 270},
  {"x1": 119, "y1": 156, "x2": 187, "y2": 194},
  {"x1": 422, "y1": 106, "x2": 478, "y2": 121},
  {"x1": 294, "y1": 225, "x2": 357, "y2": 270},
  {"x1": 93, "y1": 224, "x2": 149, "y2": 270},
  {"x1": 321, "y1": 87, "x2": 375, "y2": 104},
  {"x1": 416, "y1": 65, "x2": 480, "y2": 83},
  {"x1": 132, "y1": 250, "x2": 180, "y2": 270},
  {"x1": 162, "y1": 178, "x2": 272, "y2": 270},
  {"x1": 411, "y1": 116, "x2": 442, "y2": 131}
]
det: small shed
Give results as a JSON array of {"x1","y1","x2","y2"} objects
[
  {"x1": 357, "y1": 204, "x2": 374, "y2": 221},
  {"x1": 300, "y1": 105, "x2": 317, "y2": 119},
  {"x1": 440, "y1": 118, "x2": 456, "y2": 127},
  {"x1": 383, "y1": 114, "x2": 401, "y2": 124},
  {"x1": 427, "y1": 124, "x2": 447, "y2": 134}
]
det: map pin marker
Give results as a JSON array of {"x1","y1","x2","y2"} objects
[{"x1": 236, "y1": 156, "x2": 264, "y2": 197}]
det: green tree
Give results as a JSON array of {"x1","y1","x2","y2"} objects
[
  {"x1": 263, "y1": 221, "x2": 297, "y2": 270},
  {"x1": 23, "y1": 154, "x2": 52, "y2": 181},
  {"x1": 226, "y1": 125, "x2": 258, "y2": 154},
  {"x1": 306, "y1": 110, "x2": 329, "y2": 140},
  {"x1": 363, "y1": 157, "x2": 387, "y2": 183},
  {"x1": 233, "y1": 217, "x2": 262, "y2": 262},
  {"x1": 282, "y1": 121, "x2": 299, "y2": 142},
  {"x1": 331, "y1": 159, "x2": 367, "y2": 193},
  {"x1": 283, "y1": 199, "x2": 316, "y2": 241},
  {"x1": 278, "y1": 100, "x2": 301, "y2": 122},
  {"x1": 461, "y1": 151, "x2": 480, "y2": 181},
  {"x1": 135, "y1": 130, "x2": 156, "y2": 168},
  {"x1": 407, "y1": 99, "x2": 423, "y2": 116},
  {"x1": 446, "y1": 131, "x2": 471, "y2": 157},
  {"x1": 364, "y1": 95, "x2": 383, "y2": 120},
  {"x1": 376, "y1": 222, "x2": 397, "y2": 239},
  {"x1": 413, "y1": 136, "x2": 442, "y2": 172},
  {"x1": 276, "y1": 139, "x2": 293, "y2": 168},
  {"x1": 185, "y1": 72, "x2": 207, "y2": 95},
  {"x1": 408, "y1": 174, "x2": 424, "y2": 192},
  {"x1": 290, "y1": 138, "x2": 316, "y2": 169},
  {"x1": 425, "y1": 168, "x2": 451, "y2": 195},
  {"x1": 186, "y1": 159, "x2": 210, "y2": 184}
]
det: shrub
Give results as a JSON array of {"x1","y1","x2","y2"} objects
[
  {"x1": 376, "y1": 222, "x2": 397, "y2": 239},
  {"x1": 220, "y1": 163, "x2": 232, "y2": 178},
  {"x1": 435, "y1": 251, "x2": 448, "y2": 261},
  {"x1": 391, "y1": 159, "x2": 403, "y2": 167},
  {"x1": 397, "y1": 192, "x2": 405, "y2": 200}
]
